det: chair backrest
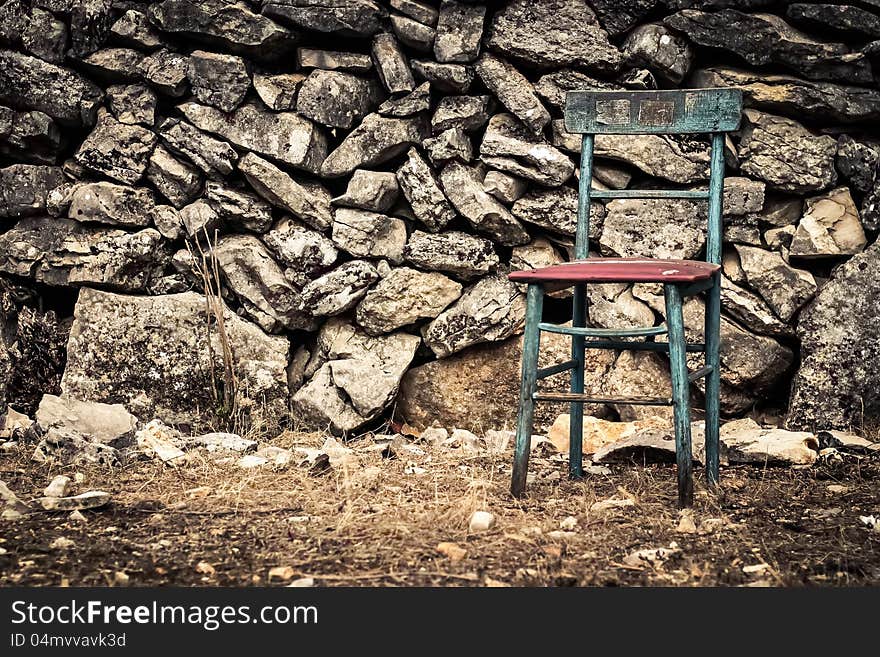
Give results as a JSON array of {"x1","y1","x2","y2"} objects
[{"x1": 563, "y1": 88, "x2": 743, "y2": 264}]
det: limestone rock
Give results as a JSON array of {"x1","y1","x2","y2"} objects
[
  {"x1": 397, "y1": 148, "x2": 455, "y2": 231},
  {"x1": 0, "y1": 164, "x2": 65, "y2": 219},
  {"x1": 68, "y1": 182, "x2": 155, "y2": 228},
  {"x1": 424, "y1": 128, "x2": 473, "y2": 167},
  {"x1": 586, "y1": 0, "x2": 658, "y2": 36},
  {"x1": 601, "y1": 199, "x2": 706, "y2": 259},
  {"x1": 474, "y1": 55, "x2": 549, "y2": 135},
  {"x1": 186, "y1": 50, "x2": 250, "y2": 113},
  {"x1": 214, "y1": 234, "x2": 314, "y2": 333},
  {"x1": 21, "y1": 6, "x2": 67, "y2": 63},
  {"x1": 0, "y1": 107, "x2": 62, "y2": 165},
  {"x1": 37, "y1": 491, "x2": 111, "y2": 511},
  {"x1": 300, "y1": 260, "x2": 379, "y2": 317},
  {"x1": 371, "y1": 32, "x2": 415, "y2": 95},
  {"x1": 253, "y1": 71, "x2": 305, "y2": 111},
  {"x1": 720, "y1": 276, "x2": 793, "y2": 338},
  {"x1": 377, "y1": 82, "x2": 431, "y2": 117},
  {"x1": 786, "y1": 3, "x2": 880, "y2": 40},
  {"x1": 62, "y1": 288, "x2": 289, "y2": 429},
  {"x1": 594, "y1": 134, "x2": 709, "y2": 184},
  {"x1": 735, "y1": 245, "x2": 817, "y2": 322},
  {"x1": 106, "y1": 85, "x2": 157, "y2": 127},
  {"x1": 431, "y1": 95, "x2": 490, "y2": 134},
  {"x1": 356, "y1": 267, "x2": 462, "y2": 335},
  {"x1": 238, "y1": 152, "x2": 331, "y2": 231},
  {"x1": 480, "y1": 114, "x2": 574, "y2": 187},
  {"x1": 603, "y1": 351, "x2": 673, "y2": 422},
  {"x1": 36, "y1": 394, "x2": 137, "y2": 447},
  {"x1": 433, "y1": 0, "x2": 485, "y2": 63},
  {"x1": 787, "y1": 241, "x2": 880, "y2": 430},
  {"x1": 110, "y1": 9, "x2": 163, "y2": 50},
  {"x1": 331, "y1": 208, "x2": 407, "y2": 264},
  {"x1": 293, "y1": 319, "x2": 419, "y2": 433},
  {"x1": 391, "y1": 0, "x2": 438, "y2": 26},
  {"x1": 205, "y1": 181, "x2": 273, "y2": 233},
  {"x1": 723, "y1": 177, "x2": 765, "y2": 216},
  {"x1": 137, "y1": 49, "x2": 189, "y2": 97},
  {"x1": 296, "y1": 70, "x2": 382, "y2": 130},
  {"x1": 510, "y1": 238, "x2": 566, "y2": 282},
  {"x1": 404, "y1": 230, "x2": 499, "y2": 280},
  {"x1": 512, "y1": 187, "x2": 604, "y2": 239},
  {"x1": 297, "y1": 48, "x2": 372, "y2": 72},
  {"x1": 332, "y1": 170, "x2": 399, "y2": 213},
  {"x1": 321, "y1": 113, "x2": 427, "y2": 178},
  {"x1": 391, "y1": 14, "x2": 435, "y2": 53},
  {"x1": 720, "y1": 419, "x2": 818, "y2": 465},
  {"x1": 664, "y1": 9, "x2": 872, "y2": 83},
  {"x1": 151, "y1": 205, "x2": 183, "y2": 240},
  {"x1": 535, "y1": 69, "x2": 620, "y2": 113},
  {"x1": 411, "y1": 60, "x2": 473, "y2": 93},
  {"x1": 74, "y1": 111, "x2": 157, "y2": 185},
  {"x1": 439, "y1": 161, "x2": 530, "y2": 246},
  {"x1": 483, "y1": 171, "x2": 527, "y2": 205},
  {"x1": 68, "y1": 0, "x2": 113, "y2": 58},
  {"x1": 423, "y1": 275, "x2": 525, "y2": 358},
  {"x1": 790, "y1": 187, "x2": 866, "y2": 258},
  {"x1": 179, "y1": 200, "x2": 221, "y2": 238},
  {"x1": 262, "y1": 0, "x2": 386, "y2": 37},
  {"x1": 548, "y1": 414, "x2": 670, "y2": 455},
  {"x1": 738, "y1": 110, "x2": 838, "y2": 193},
  {"x1": 178, "y1": 101, "x2": 327, "y2": 174},
  {"x1": 158, "y1": 119, "x2": 238, "y2": 179},
  {"x1": 0, "y1": 50, "x2": 103, "y2": 127},
  {"x1": 486, "y1": 0, "x2": 621, "y2": 73},
  {"x1": 0, "y1": 217, "x2": 169, "y2": 292},
  {"x1": 623, "y1": 23, "x2": 693, "y2": 84},
  {"x1": 261, "y1": 217, "x2": 338, "y2": 286},
  {"x1": 78, "y1": 48, "x2": 144, "y2": 83}
]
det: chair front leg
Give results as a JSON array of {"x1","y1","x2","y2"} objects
[
  {"x1": 664, "y1": 283, "x2": 694, "y2": 508},
  {"x1": 569, "y1": 283, "x2": 587, "y2": 479},
  {"x1": 704, "y1": 272, "x2": 722, "y2": 486},
  {"x1": 511, "y1": 283, "x2": 544, "y2": 498}
]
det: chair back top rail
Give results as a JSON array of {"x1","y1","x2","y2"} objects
[{"x1": 565, "y1": 88, "x2": 742, "y2": 135}]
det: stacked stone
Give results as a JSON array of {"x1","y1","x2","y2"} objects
[{"x1": 1, "y1": 0, "x2": 879, "y2": 435}]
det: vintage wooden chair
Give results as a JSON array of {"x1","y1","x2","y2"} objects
[{"x1": 508, "y1": 88, "x2": 743, "y2": 508}]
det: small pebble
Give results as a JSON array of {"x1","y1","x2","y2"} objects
[
  {"x1": 560, "y1": 516, "x2": 578, "y2": 530},
  {"x1": 468, "y1": 510, "x2": 496, "y2": 532}
]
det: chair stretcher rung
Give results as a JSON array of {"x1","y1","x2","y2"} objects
[
  {"x1": 539, "y1": 322, "x2": 667, "y2": 338},
  {"x1": 688, "y1": 365, "x2": 714, "y2": 382},
  {"x1": 532, "y1": 392, "x2": 673, "y2": 406},
  {"x1": 589, "y1": 189, "x2": 709, "y2": 200},
  {"x1": 583, "y1": 340, "x2": 706, "y2": 353},
  {"x1": 536, "y1": 359, "x2": 578, "y2": 379}
]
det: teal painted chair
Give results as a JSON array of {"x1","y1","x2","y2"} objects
[{"x1": 508, "y1": 89, "x2": 743, "y2": 508}]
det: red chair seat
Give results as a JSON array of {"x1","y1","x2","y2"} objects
[{"x1": 508, "y1": 258, "x2": 720, "y2": 285}]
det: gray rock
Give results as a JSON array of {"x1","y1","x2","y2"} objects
[
  {"x1": 179, "y1": 200, "x2": 221, "y2": 239},
  {"x1": 724, "y1": 177, "x2": 765, "y2": 216},
  {"x1": 262, "y1": 217, "x2": 337, "y2": 286},
  {"x1": 719, "y1": 275, "x2": 793, "y2": 338},
  {"x1": 377, "y1": 82, "x2": 431, "y2": 117},
  {"x1": 0, "y1": 217, "x2": 169, "y2": 291},
  {"x1": 535, "y1": 69, "x2": 620, "y2": 113},
  {"x1": 205, "y1": 181, "x2": 273, "y2": 233},
  {"x1": 179, "y1": 101, "x2": 327, "y2": 174},
  {"x1": 238, "y1": 152, "x2": 332, "y2": 230},
  {"x1": 297, "y1": 48, "x2": 372, "y2": 72},
  {"x1": 151, "y1": 204, "x2": 183, "y2": 240},
  {"x1": 356, "y1": 267, "x2": 462, "y2": 335},
  {"x1": 159, "y1": 119, "x2": 238, "y2": 179},
  {"x1": 484, "y1": 171, "x2": 527, "y2": 204},
  {"x1": 78, "y1": 48, "x2": 144, "y2": 84},
  {"x1": 300, "y1": 260, "x2": 379, "y2": 316},
  {"x1": 760, "y1": 196, "x2": 804, "y2": 228},
  {"x1": 293, "y1": 318, "x2": 419, "y2": 433},
  {"x1": 332, "y1": 170, "x2": 399, "y2": 213},
  {"x1": 391, "y1": 14, "x2": 435, "y2": 52},
  {"x1": 787, "y1": 241, "x2": 880, "y2": 430},
  {"x1": 0, "y1": 107, "x2": 61, "y2": 165},
  {"x1": 411, "y1": 59, "x2": 473, "y2": 93},
  {"x1": 110, "y1": 9, "x2": 163, "y2": 50},
  {"x1": 296, "y1": 70, "x2": 383, "y2": 130},
  {"x1": 588, "y1": 284, "x2": 655, "y2": 331},
  {"x1": 262, "y1": 0, "x2": 386, "y2": 37},
  {"x1": 146, "y1": 145, "x2": 203, "y2": 209},
  {"x1": 474, "y1": 54, "x2": 549, "y2": 135},
  {"x1": 215, "y1": 234, "x2": 315, "y2": 332},
  {"x1": 404, "y1": 230, "x2": 498, "y2": 280},
  {"x1": 371, "y1": 32, "x2": 415, "y2": 95},
  {"x1": 720, "y1": 419, "x2": 818, "y2": 466},
  {"x1": 396, "y1": 148, "x2": 456, "y2": 232},
  {"x1": 21, "y1": 7, "x2": 67, "y2": 63},
  {"x1": 509, "y1": 237, "x2": 567, "y2": 297},
  {"x1": 431, "y1": 95, "x2": 490, "y2": 134},
  {"x1": 480, "y1": 114, "x2": 574, "y2": 187},
  {"x1": 106, "y1": 85, "x2": 157, "y2": 127},
  {"x1": 253, "y1": 70, "x2": 305, "y2": 111},
  {"x1": 74, "y1": 110, "x2": 157, "y2": 185},
  {"x1": 186, "y1": 50, "x2": 250, "y2": 113},
  {"x1": 320, "y1": 113, "x2": 427, "y2": 178},
  {"x1": 691, "y1": 67, "x2": 880, "y2": 124},
  {"x1": 390, "y1": 0, "x2": 438, "y2": 26},
  {"x1": 68, "y1": 182, "x2": 155, "y2": 227},
  {"x1": 37, "y1": 490, "x2": 112, "y2": 510},
  {"x1": 512, "y1": 187, "x2": 604, "y2": 239},
  {"x1": 68, "y1": 0, "x2": 113, "y2": 58},
  {"x1": 487, "y1": 0, "x2": 621, "y2": 72},
  {"x1": 738, "y1": 110, "x2": 838, "y2": 193},
  {"x1": 36, "y1": 394, "x2": 137, "y2": 447},
  {"x1": 137, "y1": 49, "x2": 189, "y2": 97},
  {"x1": 150, "y1": 0, "x2": 296, "y2": 59},
  {"x1": 0, "y1": 50, "x2": 103, "y2": 126},
  {"x1": 786, "y1": 3, "x2": 880, "y2": 39},
  {"x1": 764, "y1": 225, "x2": 796, "y2": 251},
  {"x1": 664, "y1": 9, "x2": 872, "y2": 83},
  {"x1": 601, "y1": 199, "x2": 706, "y2": 259},
  {"x1": 423, "y1": 128, "x2": 473, "y2": 167},
  {"x1": 735, "y1": 245, "x2": 817, "y2": 322},
  {"x1": 434, "y1": 0, "x2": 485, "y2": 63},
  {"x1": 790, "y1": 187, "x2": 867, "y2": 258},
  {"x1": 590, "y1": 0, "x2": 658, "y2": 36},
  {"x1": 594, "y1": 134, "x2": 709, "y2": 184},
  {"x1": 423, "y1": 275, "x2": 525, "y2": 358},
  {"x1": 439, "y1": 161, "x2": 530, "y2": 246},
  {"x1": 331, "y1": 208, "x2": 407, "y2": 264},
  {"x1": 836, "y1": 136, "x2": 879, "y2": 195},
  {"x1": 62, "y1": 288, "x2": 290, "y2": 430},
  {"x1": 623, "y1": 23, "x2": 693, "y2": 84}
]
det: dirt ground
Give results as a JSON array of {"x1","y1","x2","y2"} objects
[{"x1": 2, "y1": 429, "x2": 879, "y2": 587}]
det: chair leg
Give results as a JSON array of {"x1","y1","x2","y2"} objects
[
  {"x1": 511, "y1": 283, "x2": 544, "y2": 498},
  {"x1": 704, "y1": 272, "x2": 722, "y2": 487},
  {"x1": 569, "y1": 283, "x2": 587, "y2": 479},
  {"x1": 664, "y1": 283, "x2": 694, "y2": 508}
]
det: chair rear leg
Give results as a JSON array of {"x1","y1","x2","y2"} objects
[
  {"x1": 704, "y1": 272, "x2": 722, "y2": 486},
  {"x1": 511, "y1": 283, "x2": 544, "y2": 498},
  {"x1": 569, "y1": 283, "x2": 587, "y2": 479},
  {"x1": 664, "y1": 284, "x2": 694, "y2": 508}
]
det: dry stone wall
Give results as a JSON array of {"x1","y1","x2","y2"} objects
[{"x1": 1, "y1": 0, "x2": 879, "y2": 435}]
